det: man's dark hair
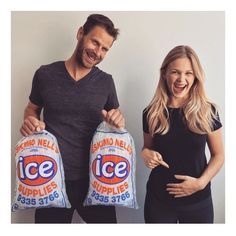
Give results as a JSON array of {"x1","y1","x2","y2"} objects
[{"x1": 83, "y1": 14, "x2": 119, "y2": 40}]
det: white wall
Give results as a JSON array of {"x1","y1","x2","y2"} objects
[{"x1": 11, "y1": 11, "x2": 225, "y2": 223}]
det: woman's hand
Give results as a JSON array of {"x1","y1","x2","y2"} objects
[
  {"x1": 166, "y1": 175, "x2": 205, "y2": 198},
  {"x1": 141, "y1": 148, "x2": 169, "y2": 169}
]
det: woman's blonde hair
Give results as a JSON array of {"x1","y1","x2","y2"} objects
[{"x1": 146, "y1": 45, "x2": 218, "y2": 136}]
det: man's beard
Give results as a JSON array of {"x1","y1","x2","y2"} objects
[{"x1": 76, "y1": 38, "x2": 101, "y2": 69}]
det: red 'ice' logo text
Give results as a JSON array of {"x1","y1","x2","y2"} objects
[
  {"x1": 17, "y1": 155, "x2": 57, "y2": 186},
  {"x1": 92, "y1": 154, "x2": 130, "y2": 185}
]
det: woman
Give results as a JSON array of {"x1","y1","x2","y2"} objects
[{"x1": 141, "y1": 45, "x2": 224, "y2": 223}]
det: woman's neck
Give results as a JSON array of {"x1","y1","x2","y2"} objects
[{"x1": 168, "y1": 97, "x2": 187, "y2": 108}]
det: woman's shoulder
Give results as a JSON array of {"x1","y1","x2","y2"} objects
[
  {"x1": 209, "y1": 103, "x2": 222, "y2": 131},
  {"x1": 143, "y1": 106, "x2": 152, "y2": 121}
]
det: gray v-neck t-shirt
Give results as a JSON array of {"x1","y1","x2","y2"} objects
[{"x1": 29, "y1": 61, "x2": 119, "y2": 180}]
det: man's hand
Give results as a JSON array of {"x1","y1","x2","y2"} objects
[
  {"x1": 166, "y1": 175, "x2": 205, "y2": 198},
  {"x1": 141, "y1": 148, "x2": 169, "y2": 169},
  {"x1": 20, "y1": 116, "x2": 45, "y2": 136},
  {"x1": 101, "y1": 109, "x2": 125, "y2": 128}
]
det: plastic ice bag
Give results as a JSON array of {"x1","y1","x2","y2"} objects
[
  {"x1": 12, "y1": 130, "x2": 71, "y2": 211},
  {"x1": 84, "y1": 122, "x2": 138, "y2": 209}
]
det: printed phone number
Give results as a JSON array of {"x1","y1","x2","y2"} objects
[
  {"x1": 90, "y1": 190, "x2": 130, "y2": 203},
  {"x1": 16, "y1": 190, "x2": 59, "y2": 206}
]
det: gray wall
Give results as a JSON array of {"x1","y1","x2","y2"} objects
[{"x1": 11, "y1": 11, "x2": 225, "y2": 223}]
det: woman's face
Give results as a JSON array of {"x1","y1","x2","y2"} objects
[{"x1": 165, "y1": 57, "x2": 195, "y2": 104}]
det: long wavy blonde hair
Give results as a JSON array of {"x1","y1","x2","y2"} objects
[{"x1": 146, "y1": 45, "x2": 218, "y2": 136}]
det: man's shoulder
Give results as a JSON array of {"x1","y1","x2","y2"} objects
[
  {"x1": 94, "y1": 66, "x2": 113, "y2": 81},
  {"x1": 37, "y1": 61, "x2": 64, "y2": 73}
]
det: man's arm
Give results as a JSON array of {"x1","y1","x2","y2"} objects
[{"x1": 20, "y1": 101, "x2": 45, "y2": 136}]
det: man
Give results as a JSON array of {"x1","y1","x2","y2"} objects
[{"x1": 20, "y1": 14, "x2": 124, "y2": 223}]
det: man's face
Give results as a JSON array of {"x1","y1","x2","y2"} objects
[{"x1": 76, "y1": 26, "x2": 114, "y2": 69}]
